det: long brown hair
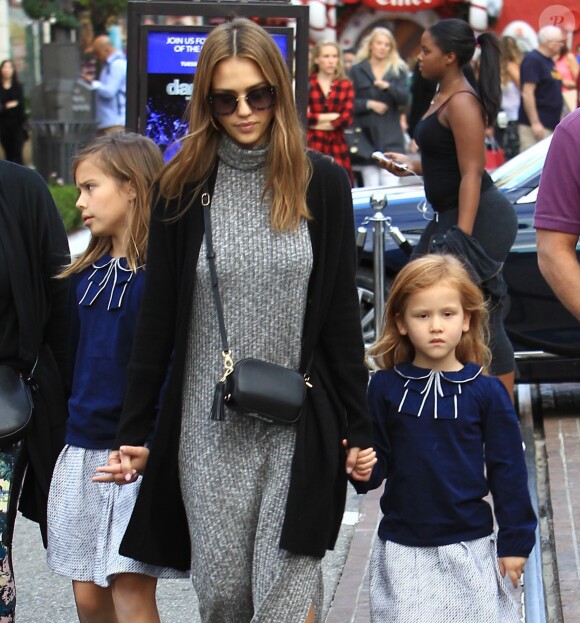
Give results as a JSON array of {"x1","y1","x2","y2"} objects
[
  {"x1": 60, "y1": 132, "x2": 163, "y2": 277},
  {"x1": 366, "y1": 254, "x2": 491, "y2": 371},
  {"x1": 158, "y1": 17, "x2": 311, "y2": 232},
  {"x1": 499, "y1": 36, "x2": 522, "y2": 86}
]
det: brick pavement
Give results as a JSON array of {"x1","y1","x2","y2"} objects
[
  {"x1": 542, "y1": 383, "x2": 580, "y2": 623},
  {"x1": 325, "y1": 487, "x2": 381, "y2": 622}
]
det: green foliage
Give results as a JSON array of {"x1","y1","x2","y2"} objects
[
  {"x1": 76, "y1": 0, "x2": 129, "y2": 33},
  {"x1": 22, "y1": 0, "x2": 79, "y2": 28},
  {"x1": 49, "y1": 184, "x2": 82, "y2": 232},
  {"x1": 22, "y1": 0, "x2": 129, "y2": 32}
]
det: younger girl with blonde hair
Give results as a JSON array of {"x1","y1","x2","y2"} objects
[
  {"x1": 47, "y1": 133, "x2": 187, "y2": 623},
  {"x1": 354, "y1": 254, "x2": 537, "y2": 623}
]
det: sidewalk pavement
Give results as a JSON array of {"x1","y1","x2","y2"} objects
[
  {"x1": 325, "y1": 488, "x2": 381, "y2": 622},
  {"x1": 541, "y1": 383, "x2": 580, "y2": 623}
]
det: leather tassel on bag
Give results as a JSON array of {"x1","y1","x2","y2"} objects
[{"x1": 211, "y1": 382, "x2": 226, "y2": 421}]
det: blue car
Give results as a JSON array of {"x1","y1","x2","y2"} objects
[{"x1": 353, "y1": 137, "x2": 580, "y2": 383}]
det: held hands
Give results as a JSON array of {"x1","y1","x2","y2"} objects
[
  {"x1": 498, "y1": 556, "x2": 527, "y2": 588},
  {"x1": 92, "y1": 445, "x2": 150, "y2": 485},
  {"x1": 342, "y1": 439, "x2": 377, "y2": 482}
]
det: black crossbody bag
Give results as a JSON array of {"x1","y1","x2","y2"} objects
[
  {"x1": 0, "y1": 359, "x2": 36, "y2": 449},
  {"x1": 201, "y1": 177, "x2": 312, "y2": 425}
]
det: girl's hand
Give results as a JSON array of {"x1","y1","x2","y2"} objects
[
  {"x1": 93, "y1": 446, "x2": 150, "y2": 485},
  {"x1": 92, "y1": 450, "x2": 123, "y2": 483},
  {"x1": 342, "y1": 439, "x2": 377, "y2": 481},
  {"x1": 498, "y1": 556, "x2": 527, "y2": 588}
]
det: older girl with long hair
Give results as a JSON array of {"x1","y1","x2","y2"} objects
[
  {"x1": 355, "y1": 254, "x2": 536, "y2": 623},
  {"x1": 47, "y1": 133, "x2": 186, "y2": 623},
  {"x1": 307, "y1": 41, "x2": 355, "y2": 182},
  {"x1": 349, "y1": 27, "x2": 409, "y2": 187},
  {"x1": 95, "y1": 18, "x2": 373, "y2": 623}
]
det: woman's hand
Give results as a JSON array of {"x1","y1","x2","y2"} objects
[
  {"x1": 310, "y1": 112, "x2": 340, "y2": 131},
  {"x1": 381, "y1": 152, "x2": 420, "y2": 177},
  {"x1": 374, "y1": 79, "x2": 390, "y2": 91},
  {"x1": 367, "y1": 100, "x2": 388, "y2": 115},
  {"x1": 93, "y1": 445, "x2": 150, "y2": 485}
]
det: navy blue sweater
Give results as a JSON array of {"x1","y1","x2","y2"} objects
[
  {"x1": 355, "y1": 362, "x2": 537, "y2": 558},
  {"x1": 66, "y1": 255, "x2": 145, "y2": 449}
]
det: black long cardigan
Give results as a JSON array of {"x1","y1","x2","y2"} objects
[
  {"x1": 0, "y1": 161, "x2": 69, "y2": 545},
  {"x1": 116, "y1": 152, "x2": 372, "y2": 570}
]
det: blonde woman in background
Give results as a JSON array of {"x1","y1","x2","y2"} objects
[
  {"x1": 497, "y1": 36, "x2": 523, "y2": 159},
  {"x1": 350, "y1": 27, "x2": 409, "y2": 187},
  {"x1": 307, "y1": 41, "x2": 355, "y2": 183}
]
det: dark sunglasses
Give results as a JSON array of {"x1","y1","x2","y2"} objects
[{"x1": 208, "y1": 86, "x2": 276, "y2": 116}]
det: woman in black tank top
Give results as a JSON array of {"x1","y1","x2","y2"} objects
[{"x1": 375, "y1": 19, "x2": 518, "y2": 398}]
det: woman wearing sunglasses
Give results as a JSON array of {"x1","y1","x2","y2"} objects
[{"x1": 95, "y1": 18, "x2": 373, "y2": 623}]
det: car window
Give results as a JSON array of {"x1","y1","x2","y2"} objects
[
  {"x1": 491, "y1": 136, "x2": 551, "y2": 191},
  {"x1": 515, "y1": 187, "x2": 539, "y2": 205}
]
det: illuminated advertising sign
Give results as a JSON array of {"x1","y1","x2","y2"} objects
[{"x1": 141, "y1": 25, "x2": 293, "y2": 158}]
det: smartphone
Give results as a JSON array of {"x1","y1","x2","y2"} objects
[
  {"x1": 372, "y1": 151, "x2": 409, "y2": 171},
  {"x1": 372, "y1": 151, "x2": 392, "y2": 165}
]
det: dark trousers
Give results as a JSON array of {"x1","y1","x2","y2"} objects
[{"x1": 0, "y1": 125, "x2": 24, "y2": 165}]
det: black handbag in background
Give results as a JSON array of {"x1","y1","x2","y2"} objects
[
  {"x1": 0, "y1": 365, "x2": 34, "y2": 449},
  {"x1": 344, "y1": 125, "x2": 375, "y2": 163},
  {"x1": 202, "y1": 167, "x2": 311, "y2": 425}
]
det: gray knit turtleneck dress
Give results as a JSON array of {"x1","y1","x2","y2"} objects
[{"x1": 179, "y1": 135, "x2": 323, "y2": 622}]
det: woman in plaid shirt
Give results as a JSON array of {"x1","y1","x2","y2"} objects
[{"x1": 307, "y1": 42, "x2": 355, "y2": 183}]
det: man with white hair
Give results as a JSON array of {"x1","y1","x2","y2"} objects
[{"x1": 518, "y1": 25, "x2": 564, "y2": 151}]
